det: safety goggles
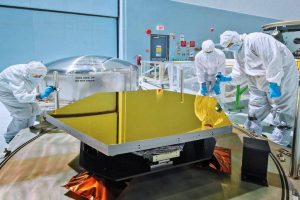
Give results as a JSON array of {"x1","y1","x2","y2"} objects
[{"x1": 31, "y1": 74, "x2": 43, "y2": 78}]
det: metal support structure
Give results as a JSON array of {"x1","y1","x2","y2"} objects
[
  {"x1": 53, "y1": 71, "x2": 60, "y2": 110},
  {"x1": 290, "y1": 87, "x2": 300, "y2": 179},
  {"x1": 180, "y1": 68, "x2": 184, "y2": 103},
  {"x1": 159, "y1": 63, "x2": 166, "y2": 85},
  {"x1": 79, "y1": 138, "x2": 216, "y2": 181},
  {"x1": 129, "y1": 65, "x2": 132, "y2": 90},
  {"x1": 168, "y1": 62, "x2": 174, "y2": 90},
  {"x1": 140, "y1": 61, "x2": 169, "y2": 89}
]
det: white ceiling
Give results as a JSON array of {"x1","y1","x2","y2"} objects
[{"x1": 171, "y1": 0, "x2": 300, "y2": 21}]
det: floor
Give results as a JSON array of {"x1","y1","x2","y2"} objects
[
  {"x1": 0, "y1": 132, "x2": 80, "y2": 200},
  {"x1": 0, "y1": 127, "x2": 295, "y2": 199}
]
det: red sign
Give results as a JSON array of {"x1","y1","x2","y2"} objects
[
  {"x1": 190, "y1": 41, "x2": 195, "y2": 47},
  {"x1": 156, "y1": 25, "x2": 165, "y2": 31},
  {"x1": 181, "y1": 41, "x2": 187, "y2": 47},
  {"x1": 145, "y1": 28, "x2": 152, "y2": 35}
]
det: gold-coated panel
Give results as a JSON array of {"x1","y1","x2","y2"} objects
[
  {"x1": 50, "y1": 90, "x2": 232, "y2": 145},
  {"x1": 121, "y1": 90, "x2": 201, "y2": 142},
  {"x1": 58, "y1": 113, "x2": 117, "y2": 144},
  {"x1": 50, "y1": 93, "x2": 116, "y2": 115}
]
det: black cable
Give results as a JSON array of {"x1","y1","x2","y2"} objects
[
  {"x1": 270, "y1": 153, "x2": 288, "y2": 200},
  {"x1": 0, "y1": 134, "x2": 42, "y2": 170},
  {"x1": 0, "y1": 126, "x2": 56, "y2": 170}
]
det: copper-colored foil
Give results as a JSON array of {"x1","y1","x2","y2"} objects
[
  {"x1": 209, "y1": 147, "x2": 231, "y2": 174},
  {"x1": 64, "y1": 171, "x2": 108, "y2": 200}
]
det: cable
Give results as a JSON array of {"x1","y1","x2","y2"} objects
[{"x1": 0, "y1": 126, "x2": 56, "y2": 170}]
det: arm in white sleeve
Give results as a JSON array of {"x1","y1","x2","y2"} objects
[
  {"x1": 9, "y1": 81, "x2": 37, "y2": 103},
  {"x1": 229, "y1": 60, "x2": 247, "y2": 86},
  {"x1": 251, "y1": 37, "x2": 284, "y2": 85},
  {"x1": 195, "y1": 56, "x2": 206, "y2": 83},
  {"x1": 217, "y1": 52, "x2": 226, "y2": 74}
]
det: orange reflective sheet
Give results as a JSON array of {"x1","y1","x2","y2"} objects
[{"x1": 64, "y1": 171, "x2": 108, "y2": 200}]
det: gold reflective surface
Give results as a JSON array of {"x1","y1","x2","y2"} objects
[
  {"x1": 58, "y1": 113, "x2": 118, "y2": 145},
  {"x1": 51, "y1": 93, "x2": 116, "y2": 115},
  {"x1": 50, "y1": 90, "x2": 232, "y2": 145}
]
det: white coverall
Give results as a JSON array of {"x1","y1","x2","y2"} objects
[
  {"x1": 0, "y1": 62, "x2": 47, "y2": 143},
  {"x1": 195, "y1": 40, "x2": 226, "y2": 95},
  {"x1": 221, "y1": 31, "x2": 298, "y2": 146}
]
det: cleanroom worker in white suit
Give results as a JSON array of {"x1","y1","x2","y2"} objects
[
  {"x1": 217, "y1": 31, "x2": 298, "y2": 146},
  {"x1": 195, "y1": 40, "x2": 226, "y2": 96},
  {"x1": 0, "y1": 61, "x2": 55, "y2": 144}
]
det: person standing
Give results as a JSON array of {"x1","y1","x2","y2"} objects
[
  {"x1": 195, "y1": 40, "x2": 226, "y2": 96},
  {"x1": 217, "y1": 31, "x2": 298, "y2": 146},
  {"x1": 0, "y1": 61, "x2": 55, "y2": 144}
]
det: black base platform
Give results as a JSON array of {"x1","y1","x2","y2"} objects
[{"x1": 79, "y1": 137, "x2": 216, "y2": 181}]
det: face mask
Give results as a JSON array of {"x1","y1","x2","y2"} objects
[
  {"x1": 228, "y1": 43, "x2": 241, "y2": 53},
  {"x1": 205, "y1": 50, "x2": 215, "y2": 59},
  {"x1": 27, "y1": 74, "x2": 42, "y2": 84}
]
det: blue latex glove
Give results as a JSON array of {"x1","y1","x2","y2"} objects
[
  {"x1": 200, "y1": 82, "x2": 208, "y2": 96},
  {"x1": 200, "y1": 83, "x2": 208, "y2": 96},
  {"x1": 215, "y1": 72, "x2": 232, "y2": 82},
  {"x1": 212, "y1": 81, "x2": 221, "y2": 95},
  {"x1": 39, "y1": 86, "x2": 56, "y2": 99},
  {"x1": 269, "y1": 82, "x2": 281, "y2": 98}
]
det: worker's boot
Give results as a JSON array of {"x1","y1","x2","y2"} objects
[
  {"x1": 249, "y1": 120, "x2": 262, "y2": 136},
  {"x1": 0, "y1": 148, "x2": 11, "y2": 159},
  {"x1": 270, "y1": 127, "x2": 282, "y2": 142},
  {"x1": 244, "y1": 116, "x2": 262, "y2": 136},
  {"x1": 270, "y1": 127, "x2": 291, "y2": 147},
  {"x1": 243, "y1": 119, "x2": 251, "y2": 130}
]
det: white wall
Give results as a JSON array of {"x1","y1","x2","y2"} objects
[
  {"x1": 0, "y1": 1, "x2": 118, "y2": 71},
  {"x1": 123, "y1": 0, "x2": 275, "y2": 62},
  {"x1": 172, "y1": 0, "x2": 300, "y2": 21}
]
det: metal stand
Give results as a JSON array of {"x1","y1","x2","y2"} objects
[
  {"x1": 290, "y1": 87, "x2": 300, "y2": 179},
  {"x1": 53, "y1": 71, "x2": 60, "y2": 110},
  {"x1": 79, "y1": 138, "x2": 216, "y2": 182}
]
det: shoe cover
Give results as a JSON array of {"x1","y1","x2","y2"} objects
[
  {"x1": 243, "y1": 119, "x2": 251, "y2": 130},
  {"x1": 249, "y1": 120, "x2": 262, "y2": 136},
  {"x1": 270, "y1": 128, "x2": 291, "y2": 146}
]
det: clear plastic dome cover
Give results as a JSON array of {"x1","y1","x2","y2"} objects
[{"x1": 46, "y1": 56, "x2": 109, "y2": 74}]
